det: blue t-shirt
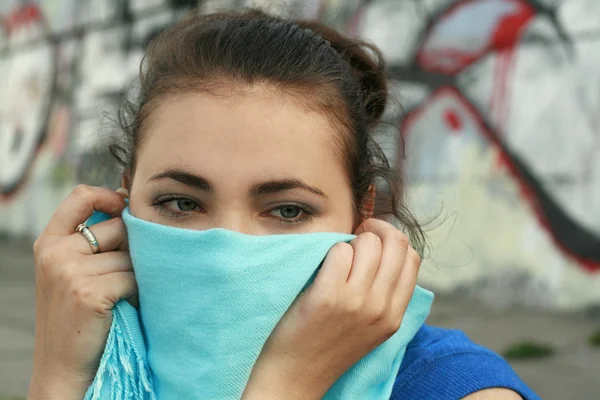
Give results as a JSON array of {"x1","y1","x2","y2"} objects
[{"x1": 392, "y1": 325, "x2": 541, "y2": 399}]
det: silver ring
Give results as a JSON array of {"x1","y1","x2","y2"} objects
[{"x1": 76, "y1": 223, "x2": 100, "y2": 254}]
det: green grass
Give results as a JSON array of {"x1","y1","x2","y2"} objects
[
  {"x1": 0, "y1": 396, "x2": 25, "y2": 400},
  {"x1": 589, "y1": 329, "x2": 600, "y2": 348},
  {"x1": 502, "y1": 340, "x2": 555, "y2": 360}
]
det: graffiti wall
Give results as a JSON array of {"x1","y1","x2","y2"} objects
[{"x1": 1, "y1": 0, "x2": 599, "y2": 310}]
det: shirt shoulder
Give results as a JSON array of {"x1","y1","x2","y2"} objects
[{"x1": 391, "y1": 325, "x2": 541, "y2": 400}]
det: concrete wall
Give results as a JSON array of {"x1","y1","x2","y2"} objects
[{"x1": 1, "y1": 0, "x2": 599, "y2": 310}]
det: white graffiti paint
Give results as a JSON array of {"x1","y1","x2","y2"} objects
[
  {"x1": 0, "y1": 6, "x2": 55, "y2": 195},
  {"x1": 0, "y1": 0, "x2": 599, "y2": 309}
]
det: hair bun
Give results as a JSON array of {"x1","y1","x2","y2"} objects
[{"x1": 296, "y1": 20, "x2": 388, "y2": 128}]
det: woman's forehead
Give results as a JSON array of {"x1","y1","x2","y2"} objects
[{"x1": 134, "y1": 91, "x2": 348, "y2": 186}]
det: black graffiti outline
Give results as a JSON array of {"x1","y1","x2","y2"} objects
[
  {"x1": 0, "y1": 4, "x2": 58, "y2": 199},
  {"x1": 387, "y1": 0, "x2": 600, "y2": 270},
  {"x1": 0, "y1": 0, "x2": 192, "y2": 198}
]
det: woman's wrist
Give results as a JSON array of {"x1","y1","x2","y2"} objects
[
  {"x1": 243, "y1": 375, "x2": 324, "y2": 400},
  {"x1": 29, "y1": 362, "x2": 91, "y2": 400},
  {"x1": 243, "y1": 356, "x2": 331, "y2": 400}
]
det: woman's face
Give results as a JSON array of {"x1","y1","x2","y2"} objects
[{"x1": 128, "y1": 88, "x2": 357, "y2": 235}]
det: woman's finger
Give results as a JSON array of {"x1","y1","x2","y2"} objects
[
  {"x1": 44, "y1": 185, "x2": 126, "y2": 237},
  {"x1": 391, "y1": 246, "x2": 420, "y2": 316},
  {"x1": 354, "y1": 219, "x2": 408, "y2": 298},
  {"x1": 354, "y1": 218, "x2": 389, "y2": 237},
  {"x1": 80, "y1": 251, "x2": 133, "y2": 276},
  {"x1": 97, "y1": 271, "x2": 138, "y2": 305},
  {"x1": 312, "y1": 242, "x2": 354, "y2": 292},
  {"x1": 67, "y1": 217, "x2": 128, "y2": 255},
  {"x1": 346, "y1": 232, "x2": 382, "y2": 289},
  {"x1": 373, "y1": 237, "x2": 409, "y2": 300}
]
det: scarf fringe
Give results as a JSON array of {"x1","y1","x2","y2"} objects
[{"x1": 85, "y1": 308, "x2": 156, "y2": 400}]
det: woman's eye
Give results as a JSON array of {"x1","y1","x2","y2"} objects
[
  {"x1": 151, "y1": 196, "x2": 203, "y2": 218},
  {"x1": 166, "y1": 198, "x2": 199, "y2": 211},
  {"x1": 271, "y1": 205, "x2": 303, "y2": 219}
]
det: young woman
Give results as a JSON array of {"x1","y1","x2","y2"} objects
[{"x1": 28, "y1": 9, "x2": 538, "y2": 400}]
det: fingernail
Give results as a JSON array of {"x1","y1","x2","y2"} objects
[{"x1": 116, "y1": 188, "x2": 129, "y2": 198}]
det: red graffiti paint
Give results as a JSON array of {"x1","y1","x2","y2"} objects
[
  {"x1": 444, "y1": 108, "x2": 463, "y2": 132},
  {"x1": 400, "y1": 87, "x2": 600, "y2": 272},
  {"x1": 417, "y1": 0, "x2": 534, "y2": 75},
  {"x1": 0, "y1": 4, "x2": 56, "y2": 199},
  {"x1": 3, "y1": 4, "x2": 43, "y2": 34}
]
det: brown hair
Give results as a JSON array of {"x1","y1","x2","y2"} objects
[{"x1": 111, "y1": 8, "x2": 426, "y2": 255}]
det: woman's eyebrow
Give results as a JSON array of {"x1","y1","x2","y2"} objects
[
  {"x1": 148, "y1": 171, "x2": 327, "y2": 199},
  {"x1": 250, "y1": 179, "x2": 328, "y2": 199},
  {"x1": 148, "y1": 169, "x2": 213, "y2": 192}
]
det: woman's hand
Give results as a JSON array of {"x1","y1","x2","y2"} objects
[
  {"x1": 244, "y1": 218, "x2": 421, "y2": 400},
  {"x1": 28, "y1": 185, "x2": 136, "y2": 400}
]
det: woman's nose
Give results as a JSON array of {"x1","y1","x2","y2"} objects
[{"x1": 212, "y1": 214, "x2": 256, "y2": 235}]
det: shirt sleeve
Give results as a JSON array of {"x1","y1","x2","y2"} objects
[{"x1": 390, "y1": 326, "x2": 541, "y2": 400}]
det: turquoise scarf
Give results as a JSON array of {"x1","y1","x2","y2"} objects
[{"x1": 85, "y1": 208, "x2": 433, "y2": 399}]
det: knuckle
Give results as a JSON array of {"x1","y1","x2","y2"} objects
[
  {"x1": 344, "y1": 296, "x2": 365, "y2": 315},
  {"x1": 39, "y1": 246, "x2": 61, "y2": 269},
  {"x1": 73, "y1": 184, "x2": 93, "y2": 200},
  {"x1": 59, "y1": 261, "x2": 80, "y2": 281},
  {"x1": 114, "y1": 215, "x2": 125, "y2": 226},
  {"x1": 359, "y1": 232, "x2": 381, "y2": 248},
  {"x1": 409, "y1": 248, "x2": 421, "y2": 269},
  {"x1": 362, "y1": 218, "x2": 379, "y2": 231},
  {"x1": 32, "y1": 237, "x2": 42, "y2": 255},
  {"x1": 109, "y1": 216, "x2": 126, "y2": 231},
  {"x1": 102, "y1": 217, "x2": 125, "y2": 234},
  {"x1": 329, "y1": 242, "x2": 353, "y2": 262},
  {"x1": 386, "y1": 316, "x2": 403, "y2": 334},
  {"x1": 72, "y1": 283, "x2": 95, "y2": 306},
  {"x1": 394, "y1": 231, "x2": 410, "y2": 250},
  {"x1": 367, "y1": 299, "x2": 388, "y2": 322},
  {"x1": 312, "y1": 293, "x2": 337, "y2": 311},
  {"x1": 71, "y1": 281, "x2": 112, "y2": 316}
]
